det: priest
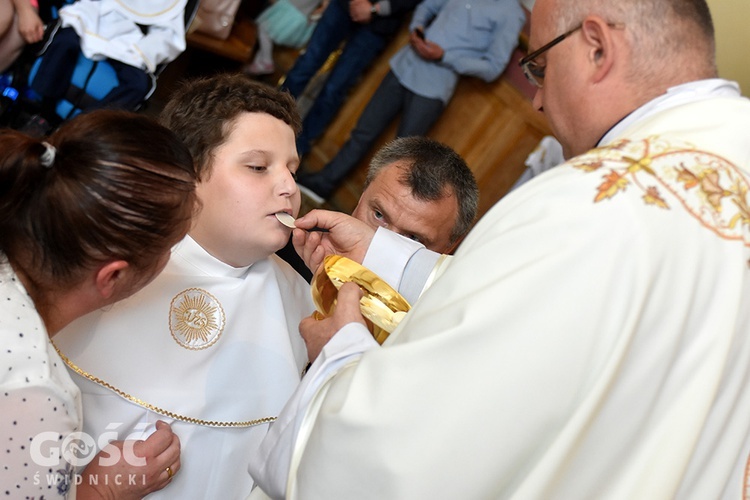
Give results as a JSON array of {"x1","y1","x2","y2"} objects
[{"x1": 248, "y1": 0, "x2": 750, "y2": 498}]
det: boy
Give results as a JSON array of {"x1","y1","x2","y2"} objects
[{"x1": 54, "y1": 74, "x2": 312, "y2": 498}]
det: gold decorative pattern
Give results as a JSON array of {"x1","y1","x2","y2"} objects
[
  {"x1": 52, "y1": 342, "x2": 276, "y2": 428},
  {"x1": 169, "y1": 288, "x2": 225, "y2": 350},
  {"x1": 569, "y1": 137, "x2": 750, "y2": 244}
]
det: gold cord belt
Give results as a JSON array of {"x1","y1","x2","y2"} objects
[{"x1": 52, "y1": 342, "x2": 277, "y2": 428}]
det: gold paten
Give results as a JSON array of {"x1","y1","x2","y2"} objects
[{"x1": 311, "y1": 255, "x2": 411, "y2": 344}]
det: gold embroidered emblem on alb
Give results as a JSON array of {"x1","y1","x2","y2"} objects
[{"x1": 169, "y1": 288, "x2": 225, "y2": 350}]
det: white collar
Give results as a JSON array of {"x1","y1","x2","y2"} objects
[
  {"x1": 172, "y1": 235, "x2": 252, "y2": 279},
  {"x1": 599, "y1": 78, "x2": 741, "y2": 146}
]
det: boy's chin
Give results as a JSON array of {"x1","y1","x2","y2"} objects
[{"x1": 270, "y1": 232, "x2": 292, "y2": 253}]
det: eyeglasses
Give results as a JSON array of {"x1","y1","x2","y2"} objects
[
  {"x1": 519, "y1": 24, "x2": 582, "y2": 89},
  {"x1": 519, "y1": 23, "x2": 625, "y2": 89}
]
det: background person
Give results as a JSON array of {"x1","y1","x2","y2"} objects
[
  {"x1": 29, "y1": 0, "x2": 188, "y2": 117},
  {"x1": 280, "y1": 0, "x2": 421, "y2": 157},
  {"x1": 244, "y1": 0, "x2": 328, "y2": 76},
  {"x1": 54, "y1": 74, "x2": 314, "y2": 499},
  {"x1": 296, "y1": 0, "x2": 525, "y2": 202},
  {"x1": 351, "y1": 135, "x2": 478, "y2": 253},
  {"x1": 248, "y1": 0, "x2": 750, "y2": 497},
  {"x1": 0, "y1": 109, "x2": 196, "y2": 498}
]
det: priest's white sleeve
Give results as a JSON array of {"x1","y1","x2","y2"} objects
[
  {"x1": 248, "y1": 323, "x2": 378, "y2": 499},
  {"x1": 362, "y1": 227, "x2": 450, "y2": 304}
]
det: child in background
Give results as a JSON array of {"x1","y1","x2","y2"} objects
[
  {"x1": 244, "y1": 0, "x2": 328, "y2": 75},
  {"x1": 29, "y1": 0, "x2": 188, "y2": 113}
]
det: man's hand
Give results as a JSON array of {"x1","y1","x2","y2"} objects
[
  {"x1": 301, "y1": 282, "x2": 366, "y2": 361},
  {"x1": 409, "y1": 28, "x2": 445, "y2": 61},
  {"x1": 349, "y1": 0, "x2": 375, "y2": 23},
  {"x1": 78, "y1": 420, "x2": 181, "y2": 499},
  {"x1": 293, "y1": 209, "x2": 376, "y2": 274}
]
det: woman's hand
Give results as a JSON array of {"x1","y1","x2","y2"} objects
[{"x1": 77, "y1": 420, "x2": 181, "y2": 499}]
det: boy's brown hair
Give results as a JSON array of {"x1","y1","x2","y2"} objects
[{"x1": 160, "y1": 73, "x2": 302, "y2": 180}]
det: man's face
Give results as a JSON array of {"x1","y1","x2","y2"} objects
[{"x1": 351, "y1": 161, "x2": 459, "y2": 253}]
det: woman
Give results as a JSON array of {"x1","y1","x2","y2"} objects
[{"x1": 0, "y1": 110, "x2": 198, "y2": 498}]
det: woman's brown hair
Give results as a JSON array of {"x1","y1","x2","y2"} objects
[{"x1": 0, "y1": 109, "x2": 198, "y2": 291}]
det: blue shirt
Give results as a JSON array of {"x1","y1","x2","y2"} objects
[{"x1": 390, "y1": 0, "x2": 525, "y2": 104}]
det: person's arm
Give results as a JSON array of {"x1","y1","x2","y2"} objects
[
  {"x1": 440, "y1": 6, "x2": 526, "y2": 82},
  {"x1": 0, "y1": 384, "x2": 79, "y2": 497},
  {"x1": 361, "y1": 227, "x2": 445, "y2": 304},
  {"x1": 407, "y1": 0, "x2": 446, "y2": 33},
  {"x1": 293, "y1": 210, "x2": 447, "y2": 303},
  {"x1": 253, "y1": 164, "x2": 668, "y2": 498},
  {"x1": 11, "y1": 0, "x2": 44, "y2": 44},
  {"x1": 250, "y1": 284, "x2": 376, "y2": 498}
]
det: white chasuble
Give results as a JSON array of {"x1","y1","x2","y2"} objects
[
  {"x1": 251, "y1": 94, "x2": 750, "y2": 499},
  {"x1": 55, "y1": 235, "x2": 311, "y2": 499}
]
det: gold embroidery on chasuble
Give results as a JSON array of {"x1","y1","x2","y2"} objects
[
  {"x1": 169, "y1": 288, "x2": 226, "y2": 350},
  {"x1": 569, "y1": 137, "x2": 750, "y2": 245}
]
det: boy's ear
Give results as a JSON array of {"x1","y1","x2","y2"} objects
[{"x1": 95, "y1": 260, "x2": 130, "y2": 299}]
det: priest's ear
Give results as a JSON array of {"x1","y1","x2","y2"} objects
[
  {"x1": 95, "y1": 260, "x2": 130, "y2": 300},
  {"x1": 580, "y1": 16, "x2": 618, "y2": 82}
]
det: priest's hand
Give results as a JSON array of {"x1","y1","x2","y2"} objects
[
  {"x1": 77, "y1": 420, "x2": 181, "y2": 499},
  {"x1": 301, "y1": 282, "x2": 366, "y2": 361},
  {"x1": 293, "y1": 209, "x2": 375, "y2": 273}
]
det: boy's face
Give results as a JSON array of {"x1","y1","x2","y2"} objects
[{"x1": 189, "y1": 112, "x2": 301, "y2": 267}]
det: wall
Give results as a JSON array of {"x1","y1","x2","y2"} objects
[{"x1": 707, "y1": 0, "x2": 750, "y2": 95}]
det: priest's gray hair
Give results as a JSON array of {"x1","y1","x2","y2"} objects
[{"x1": 552, "y1": 0, "x2": 716, "y2": 85}]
